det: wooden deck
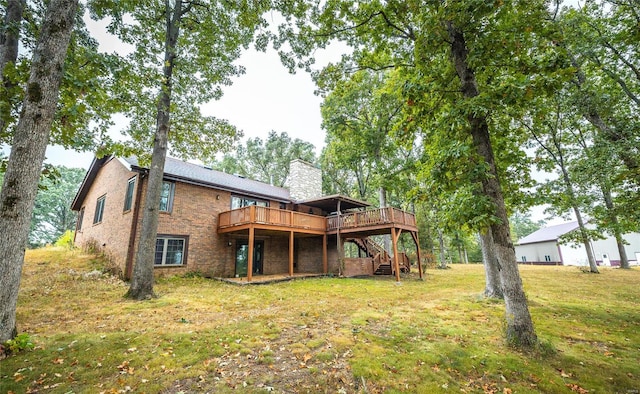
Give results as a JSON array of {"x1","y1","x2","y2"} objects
[
  {"x1": 218, "y1": 206, "x2": 327, "y2": 234},
  {"x1": 326, "y1": 207, "x2": 417, "y2": 235},
  {"x1": 218, "y1": 206, "x2": 417, "y2": 235}
]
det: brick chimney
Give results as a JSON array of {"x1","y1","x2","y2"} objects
[{"x1": 287, "y1": 159, "x2": 322, "y2": 201}]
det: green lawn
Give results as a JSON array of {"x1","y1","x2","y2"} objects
[{"x1": 2, "y1": 247, "x2": 639, "y2": 393}]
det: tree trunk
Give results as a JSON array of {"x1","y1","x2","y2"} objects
[
  {"x1": 479, "y1": 230, "x2": 503, "y2": 299},
  {"x1": 437, "y1": 228, "x2": 447, "y2": 269},
  {"x1": 447, "y1": 21, "x2": 537, "y2": 347},
  {"x1": 379, "y1": 186, "x2": 391, "y2": 253},
  {"x1": 127, "y1": 2, "x2": 183, "y2": 300},
  {"x1": 0, "y1": 0, "x2": 26, "y2": 134},
  {"x1": 558, "y1": 166, "x2": 599, "y2": 273},
  {"x1": 601, "y1": 185, "x2": 629, "y2": 269},
  {"x1": 0, "y1": 0, "x2": 78, "y2": 342}
]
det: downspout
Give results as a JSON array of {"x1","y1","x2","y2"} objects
[{"x1": 125, "y1": 172, "x2": 145, "y2": 280}]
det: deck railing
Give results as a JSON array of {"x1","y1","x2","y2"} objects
[
  {"x1": 218, "y1": 205, "x2": 326, "y2": 232},
  {"x1": 219, "y1": 206, "x2": 417, "y2": 233},
  {"x1": 326, "y1": 207, "x2": 417, "y2": 231}
]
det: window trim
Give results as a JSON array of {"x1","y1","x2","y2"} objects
[
  {"x1": 154, "y1": 234, "x2": 189, "y2": 267},
  {"x1": 93, "y1": 195, "x2": 106, "y2": 224},
  {"x1": 159, "y1": 181, "x2": 176, "y2": 213},
  {"x1": 123, "y1": 177, "x2": 136, "y2": 212}
]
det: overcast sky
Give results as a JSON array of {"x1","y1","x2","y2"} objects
[
  {"x1": 3, "y1": 12, "x2": 337, "y2": 170},
  {"x1": 42, "y1": 44, "x2": 328, "y2": 170}
]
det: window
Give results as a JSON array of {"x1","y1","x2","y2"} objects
[
  {"x1": 154, "y1": 236, "x2": 187, "y2": 266},
  {"x1": 77, "y1": 207, "x2": 85, "y2": 231},
  {"x1": 521, "y1": 256, "x2": 527, "y2": 262},
  {"x1": 544, "y1": 255, "x2": 551, "y2": 262},
  {"x1": 231, "y1": 195, "x2": 268, "y2": 209},
  {"x1": 93, "y1": 195, "x2": 106, "y2": 224},
  {"x1": 159, "y1": 181, "x2": 175, "y2": 212},
  {"x1": 123, "y1": 177, "x2": 136, "y2": 211}
]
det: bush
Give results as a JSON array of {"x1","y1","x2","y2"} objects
[
  {"x1": 54, "y1": 230, "x2": 75, "y2": 249},
  {"x1": 3, "y1": 333, "x2": 35, "y2": 356}
]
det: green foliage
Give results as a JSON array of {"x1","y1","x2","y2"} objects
[
  {"x1": 510, "y1": 211, "x2": 545, "y2": 243},
  {"x1": 210, "y1": 131, "x2": 317, "y2": 187},
  {"x1": 0, "y1": 2, "x2": 123, "y2": 152},
  {"x1": 30, "y1": 166, "x2": 86, "y2": 246},
  {"x1": 54, "y1": 230, "x2": 75, "y2": 249},
  {"x1": 88, "y1": 0, "x2": 273, "y2": 162},
  {"x1": 320, "y1": 69, "x2": 418, "y2": 203},
  {"x1": 3, "y1": 333, "x2": 35, "y2": 354}
]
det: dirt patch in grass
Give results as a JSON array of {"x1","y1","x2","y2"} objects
[{"x1": 2, "y1": 248, "x2": 640, "y2": 393}]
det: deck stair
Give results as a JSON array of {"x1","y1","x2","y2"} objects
[
  {"x1": 348, "y1": 237, "x2": 412, "y2": 275},
  {"x1": 348, "y1": 237, "x2": 394, "y2": 275}
]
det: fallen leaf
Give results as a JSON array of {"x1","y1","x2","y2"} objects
[
  {"x1": 565, "y1": 383, "x2": 589, "y2": 394},
  {"x1": 52, "y1": 358, "x2": 64, "y2": 364}
]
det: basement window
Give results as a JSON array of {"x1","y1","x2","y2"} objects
[{"x1": 154, "y1": 236, "x2": 188, "y2": 266}]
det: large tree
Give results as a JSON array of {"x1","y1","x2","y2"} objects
[
  {"x1": 0, "y1": 0, "x2": 78, "y2": 342},
  {"x1": 275, "y1": 0, "x2": 576, "y2": 347},
  {"x1": 318, "y1": 70, "x2": 415, "y2": 203},
  {"x1": 1, "y1": 1, "x2": 122, "y2": 151},
  {"x1": 89, "y1": 0, "x2": 271, "y2": 299}
]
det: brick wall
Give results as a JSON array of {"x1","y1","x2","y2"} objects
[
  {"x1": 74, "y1": 158, "x2": 137, "y2": 274},
  {"x1": 343, "y1": 258, "x2": 374, "y2": 276},
  {"x1": 296, "y1": 237, "x2": 324, "y2": 273},
  {"x1": 75, "y1": 158, "x2": 336, "y2": 279}
]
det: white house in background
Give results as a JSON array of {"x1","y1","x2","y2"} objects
[{"x1": 515, "y1": 221, "x2": 640, "y2": 267}]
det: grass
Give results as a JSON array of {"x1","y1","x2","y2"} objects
[{"x1": 1, "y1": 247, "x2": 639, "y2": 393}]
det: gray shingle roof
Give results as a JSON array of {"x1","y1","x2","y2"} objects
[
  {"x1": 125, "y1": 157, "x2": 291, "y2": 202},
  {"x1": 516, "y1": 221, "x2": 580, "y2": 245}
]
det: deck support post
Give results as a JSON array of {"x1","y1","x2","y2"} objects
[
  {"x1": 289, "y1": 231, "x2": 294, "y2": 276},
  {"x1": 322, "y1": 234, "x2": 328, "y2": 274},
  {"x1": 337, "y1": 200, "x2": 343, "y2": 276},
  {"x1": 247, "y1": 226, "x2": 254, "y2": 282},
  {"x1": 411, "y1": 231, "x2": 424, "y2": 280},
  {"x1": 391, "y1": 228, "x2": 401, "y2": 282}
]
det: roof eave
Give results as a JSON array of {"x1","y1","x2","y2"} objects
[{"x1": 70, "y1": 156, "x2": 111, "y2": 211}]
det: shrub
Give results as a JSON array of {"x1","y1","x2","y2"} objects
[
  {"x1": 54, "y1": 230, "x2": 75, "y2": 249},
  {"x1": 3, "y1": 333, "x2": 35, "y2": 356}
]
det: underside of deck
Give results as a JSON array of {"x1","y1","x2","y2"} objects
[{"x1": 216, "y1": 205, "x2": 423, "y2": 282}]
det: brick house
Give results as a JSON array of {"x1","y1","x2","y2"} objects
[{"x1": 72, "y1": 156, "x2": 422, "y2": 282}]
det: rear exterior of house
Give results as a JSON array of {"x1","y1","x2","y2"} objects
[{"x1": 72, "y1": 156, "x2": 422, "y2": 281}]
